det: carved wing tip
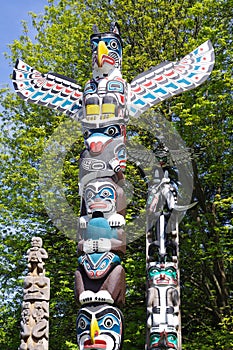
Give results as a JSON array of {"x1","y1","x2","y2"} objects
[
  {"x1": 14, "y1": 58, "x2": 20, "y2": 68},
  {"x1": 205, "y1": 39, "x2": 213, "y2": 49},
  {"x1": 11, "y1": 58, "x2": 83, "y2": 116}
]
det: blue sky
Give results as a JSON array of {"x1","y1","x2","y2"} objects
[{"x1": 0, "y1": 0, "x2": 48, "y2": 88}]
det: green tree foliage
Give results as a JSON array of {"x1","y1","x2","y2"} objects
[{"x1": 0, "y1": 0, "x2": 232, "y2": 349}]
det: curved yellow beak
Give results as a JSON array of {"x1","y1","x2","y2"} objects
[
  {"x1": 97, "y1": 41, "x2": 109, "y2": 67},
  {"x1": 90, "y1": 315, "x2": 100, "y2": 344}
]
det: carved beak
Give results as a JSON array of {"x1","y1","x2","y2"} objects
[
  {"x1": 97, "y1": 41, "x2": 109, "y2": 67},
  {"x1": 90, "y1": 314, "x2": 100, "y2": 344}
]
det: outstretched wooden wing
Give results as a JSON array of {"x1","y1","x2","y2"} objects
[
  {"x1": 129, "y1": 40, "x2": 215, "y2": 117},
  {"x1": 127, "y1": 146, "x2": 193, "y2": 169},
  {"x1": 12, "y1": 59, "x2": 83, "y2": 117}
]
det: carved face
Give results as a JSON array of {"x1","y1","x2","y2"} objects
[
  {"x1": 90, "y1": 32, "x2": 123, "y2": 71},
  {"x1": 80, "y1": 125, "x2": 127, "y2": 176},
  {"x1": 83, "y1": 125, "x2": 124, "y2": 155},
  {"x1": 24, "y1": 276, "x2": 50, "y2": 300},
  {"x1": 153, "y1": 145, "x2": 170, "y2": 168},
  {"x1": 31, "y1": 236, "x2": 42, "y2": 248},
  {"x1": 148, "y1": 263, "x2": 178, "y2": 286},
  {"x1": 77, "y1": 304, "x2": 123, "y2": 350},
  {"x1": 149, "y1": 330, "x2": 178, "y2": 349},
  {"x1": 85, "y1": 180, "x2": 117, "y2": 217}
]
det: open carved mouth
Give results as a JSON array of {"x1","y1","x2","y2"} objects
[
  {"x1": 101, "y1": 55, "x2": 115, "y2": 66},
  {"x1": 156, "y1": 279, "x2": 170, "y2": 283},
  {"x1": 154, "y1": 273, "x2": 178, "y2": 284},
  {"x1": 89, "y1": 138, "x2": 112, "y2": 155},
  {"x1": 98, "y1": 54, "x2": 115, "y2": 67},
  {"x1": 93, "y1": 54, "x2": 115, "y2": 69},
  {"x1": 84, "y1": 339, "x2": 107, "y2": 349},
  {"x1": 89, "y1": 203, "x2": 107, "y2": 210}
]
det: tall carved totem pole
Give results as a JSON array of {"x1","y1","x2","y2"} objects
[
  {"x1": 19, "y1": 237, "x2": 50, "y2": 350},
  {"x1": 13, "y1": 22, "x2": 214, "y2": 349}
]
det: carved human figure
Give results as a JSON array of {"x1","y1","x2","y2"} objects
[
  {"x1": 78, "y1": 215, "x2": 126, "y2": 256},
  {"x1": 147, "y1": 263, "x2": 179, "y2": 317},
  {"x1": 19, "y1": 237, "x2": 50, "y2": 350},
  {"x1": 27, "y1": 237, "x2": 48, "y2": 276},
  {"x1": 32, "y1": 301, "x2": 49, "y2": 340},
  {"x1": 147, "y1": 262, "x2": 179, "y2": 348},
  {"x1": 147, "y1": 286, "x2": 179, "y2": 329},
  {"x1": 75, "y1": 216, "x2": 126, "y2": 307}
]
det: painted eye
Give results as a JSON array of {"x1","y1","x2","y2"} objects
[
  {"x1": 110, "y1": 40, "x2": 118, "y2": 50},
  {"x1": 99, "y1": 314, "x2": 120, "y2": 332},
  {"x1": 100, "y1": 189, "x2": 111, "y2": 198},
  {"x1": 106, "y1": 126, "x2": 118, "y2": 136},
  {"x1": 86, "y1": 190, "x2": 95, "y2": 199},
  {"x1": 150, "y1": 333, "x2": 160, "y2": 343},
  {"x1": 83, "y1": 129, "x2": 91, "y2": 139},
  {"x1": 77, "y1": 317, "x2": 87, "y2": 330},
  {"x1": 149, "y1": 268, "x2": 158, "y2": 277},
  {"x1": 103, "y1": 317, "x2": 114, "y2": 328},
  {"x1": 168, "y1": 334, "x2": 176, "y2": 340},
  {"x1": 167, "y1": 334, "x2": 178, "y2": 344},
  {"x1": 166, "y1": 268, "x2": 176, "y2": 275},
  {"x1": 166, "y1": 268, "x2": 173, "y2": 272}
]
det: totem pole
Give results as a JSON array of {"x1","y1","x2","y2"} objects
[
  {"x1": 18, "y1": 237, "x2": 50, "y2": 350},
  {"x1": 141, "y1": 142, "x2": 183, "y2": 350},
  {"x1": 13, "y1": 21, "x2": 214, "y2": 349},
  {"x1": 128, "y1": 137, "x2": 197, "y2": 349}
]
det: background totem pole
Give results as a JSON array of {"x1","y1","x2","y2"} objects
[
  {"x1": 19, "y1": 237, "x2": 50, "y2": 350},
  {"x1": 13, "y1": 22, "x2": 214, "y2": 349}
]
